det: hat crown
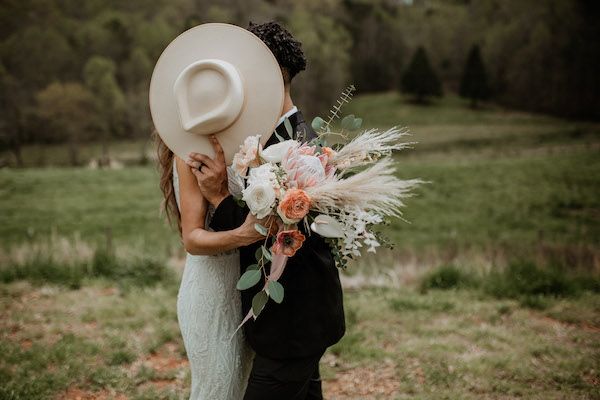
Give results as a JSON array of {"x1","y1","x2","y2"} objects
[
  {"x1": 149, "y1": 23, "x2": 284, "y2": 163},
  {"x1": 173, "y1": 59, "x2": 244, "y2": 135}
]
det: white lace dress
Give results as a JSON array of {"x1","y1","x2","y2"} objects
[{"x1": 173, "y1": 159, "x2": 253, "y2": 399}]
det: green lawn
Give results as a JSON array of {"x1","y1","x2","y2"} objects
[
  {"x1": 0, "y1": 166, "x2": 177, "y2": 253},
  {"x1": 2, "y1": 149, "x2": 597, "y2": 262},
  {"x1": 391, "y1": 150, "x2": 599, "y2": 255}
]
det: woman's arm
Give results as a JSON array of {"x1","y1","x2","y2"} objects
[{"x1": 175, "y1": 156, "x2": 266, "y2": 255}]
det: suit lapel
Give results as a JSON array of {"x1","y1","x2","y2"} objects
[{"x1": 267, "y1": 110, "x2": 308, "y2": 148}]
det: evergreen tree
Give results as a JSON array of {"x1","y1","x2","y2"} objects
[
  {"x1": 459, "y1": 44, "x2": 491, "y2": 108},
  {"x1": 400, "y1": 46, "x2": 442, "y2": 103}
]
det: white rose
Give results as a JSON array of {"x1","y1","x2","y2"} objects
[
  {"x1": 242, "y1": 182, "x2": 276, "y2": 219},
  {"x1": 261, "y1": 139, "x2": 298, "y2": 163},
  {"x1": 247, "y1": 163, "x2": 276, "y2": 186}
]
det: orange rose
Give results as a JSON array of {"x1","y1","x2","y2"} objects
[
  {"x1": 272, "y1": 229, "x2": 306, "y2": 257},
  {"x1": 277, "y1": 189, "x2": 311, "y2": 224}
]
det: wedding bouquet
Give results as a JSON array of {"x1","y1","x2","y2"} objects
[{"x1": 232, "y1": 86, "x2": 422, "y2": 326}]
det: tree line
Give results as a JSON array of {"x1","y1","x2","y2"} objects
[{"x1": 0, "y1": 0, "x2": 598, "y2": 166}]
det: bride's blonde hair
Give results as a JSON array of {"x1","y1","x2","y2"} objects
[{"x1": 152, "y1": 129, "x2": 182, "y2": 237}]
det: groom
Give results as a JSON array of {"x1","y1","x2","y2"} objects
[{"x1": 189, "y1": 21, "x2": 345, "y2": 399}]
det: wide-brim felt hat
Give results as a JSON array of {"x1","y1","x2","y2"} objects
[{"x1": 149, "y1": 23, "x2": 285, "y2": 164}]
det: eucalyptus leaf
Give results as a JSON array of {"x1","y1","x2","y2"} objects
[
  {"x1": 267, "y1": 280, "x2": 284, "y2": 304},
  {"x1": 341, "y1": 114, "x2": 355, "y2": 130},
  {"x1": 255, "y1": 247, "x2": 263, "y2": 262},
  {"x1": 254, "y1": 223, "x2": 268, "y2": 236},
  {"x1": 261, "y1": 245, "x2": 272, "y2": 261},
  {"x1": 236, "y1": 269, "x2": 261, "y2": 290},
  {"x1": 352, "y1": 117, "x2": 363, "y2": 130},
  {"x1": 252, "y1": 291, "x2": 268, "y2": 317},
  {"x1": 284, "y1": 117, "x2": 293, "y2": 138},
  {"x1": 311, "y1": 116, "x2": 325, "y2": 131},
  {"x1": 246, "y1": 263, "x2": 260, "y2": 271},
  {"x1": 233, "y1": 196, "x2": 246, "y2": 208}
]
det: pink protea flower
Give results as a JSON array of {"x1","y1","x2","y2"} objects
[
  {"x1": 297, "y1": 144, "x2": 316, "y2": 156},
  {"x1": 282, "y1": 143, "x2": 327, "y2": 189},
  {"x1": 271, "y1": 229, "x2": 306, "y2": 257},
  {"x1": 317, "y1": 153, "x2": 328, "y2": 168}
]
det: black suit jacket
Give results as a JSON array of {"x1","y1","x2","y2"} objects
[{"x1": 209, "y1": 110, "x2": 345, "y2": 360}]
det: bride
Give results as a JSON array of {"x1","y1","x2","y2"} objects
[{"x1": 154, "y1": 133, "x2": 272, "y2": 398}]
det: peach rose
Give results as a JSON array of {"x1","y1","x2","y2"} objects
[
  {"x1": 271, "y1": 229, "x2": 306, "y2": 257},
  {"x1": 232, "y1": 135, "x2": 261, "y2": 177},
  {"x1": 277, "y1": 189, "x2": 311, "y2": 224},
  {"x1": 319, "y1": 147, "x2": 337, "y2": 179},
  {"x1": 321, "y1": 146, "x2": 336, "y2": 159}
]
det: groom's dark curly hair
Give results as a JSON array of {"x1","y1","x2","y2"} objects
[{"x1": 247, "y1": 21, "x2": 307, "y2": 86}]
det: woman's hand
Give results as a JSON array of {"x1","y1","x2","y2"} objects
[
  {"x1": 236, "y1": 213, "x2": 279, "y2": 246},
  {"x1": 186, "y1": 135, "x2": 230, "y2": 208}
]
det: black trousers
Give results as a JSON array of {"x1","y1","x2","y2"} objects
[{"x1": 243, "y1": 351, "x2": 325, "y2": 400}]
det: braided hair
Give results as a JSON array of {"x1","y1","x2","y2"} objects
[{"x1": 247, "y1": 21, "x2": 307, "y2": 84}]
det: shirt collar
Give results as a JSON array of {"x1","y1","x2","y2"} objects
[{"x1": 275, "y1": 106, "x2": 298, "y2": 129}]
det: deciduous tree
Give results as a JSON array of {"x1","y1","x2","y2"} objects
[{"x1": 36, "y1": 82, "x2": 95, "y2": 166}]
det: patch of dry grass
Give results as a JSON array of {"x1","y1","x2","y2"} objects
[
  {"x1": 1, "y1": 281, "x2": 597, "y2": 399},
  {"x1": 0, "y1": 281, "x2": 188, "y2": 399},
  {"x1": 322, "y1": 288, "x2": 599, "y2": 400}
]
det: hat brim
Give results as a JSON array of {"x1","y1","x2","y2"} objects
[{"x1": 149, "y1": 23, "x2": 284, "y2": 164}]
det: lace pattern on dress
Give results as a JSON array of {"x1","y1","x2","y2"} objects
[{"x1": 172, "y1": 157, "x2": 253, "y2": 399}]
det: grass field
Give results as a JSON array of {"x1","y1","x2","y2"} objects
[
  {"x1": 1, "y1": 93, "x2": 599, "y2": 399},
  {"x1": 1, "y1": 277, "x2": 598, "y2": 399},
  {"x1": 1, "y1": 94, "x2": 598, "y2": 268},
  {"x1": 2, "y1": 150, "x2": 597, "y2": 262}
]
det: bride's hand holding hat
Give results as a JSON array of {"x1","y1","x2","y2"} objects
[{"x1": 185, "y1": 135, "x2": 229, "y2": 207}]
